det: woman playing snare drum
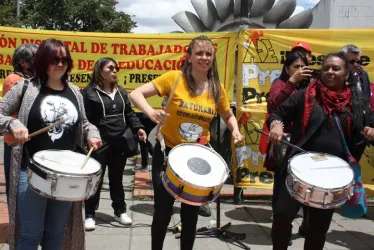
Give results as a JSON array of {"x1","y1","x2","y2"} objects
[
  {"x1": 0, "y1": 38, "x2": 101, "y2": 250},
  {"x1": 267, "y1": 52, "x2": 374, "y2": 250},
  {"x1": 130, "y1": 35, "x2": 243, "y2": 250}
]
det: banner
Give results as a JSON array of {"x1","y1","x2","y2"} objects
[
  {"x1": 0, "y1": 27, "x2": 238, "y2": 108},
  {"x1": 235, "y1": 29, "x2": 374, "y2": 194}
]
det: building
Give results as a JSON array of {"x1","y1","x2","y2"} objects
[{"x1": 311, "y1": 0, "x2": 374, "y2": 28}]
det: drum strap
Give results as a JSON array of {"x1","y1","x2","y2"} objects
[{"x1": 156, "y1": 71, "x2": 182, "y2": 153}]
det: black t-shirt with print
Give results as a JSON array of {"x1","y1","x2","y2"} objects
[{"x1": 27, "y1": 84, "x2": 80, "y2": 157}]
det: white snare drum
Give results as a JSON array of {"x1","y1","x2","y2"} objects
[
  {"x1": 161, "y1": 144, "x2": 228, "y2": 206},
  {"x1": 286, "y1": 152, "x2": 354, "y2": 209},
  {"x1": 28, "y1": 150, "x2": 102, "y2": 201}
]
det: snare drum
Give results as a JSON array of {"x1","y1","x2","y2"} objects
[
  {"x1": 28, "y1": 150, "x2": 102, "y2": 201},
  {"x1": 286, "y1": 152, "x2": 354, "y2": 209},
  {"x1": 161, "y1": 144, "x2": 228, "y2": 206}
]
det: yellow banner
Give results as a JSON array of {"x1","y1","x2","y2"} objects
[
  {"x1": 235, "y1": 29, "x2": 374, "y2": 194},
  {"x1": 0, "y1": 27, "x2": 238, "y2": 108}
]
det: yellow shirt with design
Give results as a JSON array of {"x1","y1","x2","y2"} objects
[{"x1": 152, "y1": 70, "x2": 230, "y2": 148}]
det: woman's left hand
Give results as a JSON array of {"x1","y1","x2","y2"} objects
[
  {"x1": 361, "y1": 126, "x2": 374, "y2": 141},
  {"x1": 88, "y1": 137, "x2": 102, "y2": 151},
  {"x1": 137, "y1": 129, "x2": 147, "y2": 142},
  {"x1": 232, "y1": 130, "x2": 244, "y2": 144}
]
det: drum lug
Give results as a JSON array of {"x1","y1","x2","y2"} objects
[
  {"x1": 177, "y1": 185, "x2": 184, "y2": 196},
  {"x1": 51, "y1": 176, "x2": 58, "y2": 194},
  {"x1": 208, "y1": 191, "x2": 214, "y2": 201},
  {"x1": 304, "y1": 189, "x2": 312, "y2": 203},
  {"x1": 323, "y1": 191, "x2": 329, "y2": 208},
  {"x1": 86, "y1": 177, "x2": 93, "y2": 197}
]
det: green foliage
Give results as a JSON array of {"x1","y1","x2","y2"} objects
[{"x1": 0, "y1": 0, "x2": 137, "y2": 33}]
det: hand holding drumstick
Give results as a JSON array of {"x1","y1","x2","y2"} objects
[{"x1": 11, "y1": 119, "x2": 65, "y2": 145}]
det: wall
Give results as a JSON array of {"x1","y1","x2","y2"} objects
[
  {"x1": 310, "y1": 0, "x2": 332, "y2": 28},
  {"x1": 311, "y1": 0, "x2": 374, "y2": 28},
  {"x1": 330, "y1": 0, "x2": 374, "y2": 28}
]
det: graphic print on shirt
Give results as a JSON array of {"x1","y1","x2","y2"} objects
[
  {"x1": 178, "y1": 122, "x2": 203, "y2": 142},
  {"x1": 40, "y1": 95, "x2": 78, "y2": 142}
]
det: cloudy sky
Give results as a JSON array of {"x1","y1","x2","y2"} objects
[{"x1": 117, "y1": 0, "x2": 321, "y2": 33}]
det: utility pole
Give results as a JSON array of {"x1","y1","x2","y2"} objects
[{"x1": 17, "y1": 0, "x2": 20, "y2": 17}]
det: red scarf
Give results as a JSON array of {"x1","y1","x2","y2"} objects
[{"x1": 303, "y1": 79, "x2": 352, "y2": 136}]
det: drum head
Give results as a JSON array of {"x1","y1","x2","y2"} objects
[
  {"x1": 32, "y1": 150, "x2": 101, "y2": 175},
  {"x1": 168, "y1": 144, "x2": 228, "y2": 188},
  {"x1": 289, "y1": 152, "x2": 354, "y2": 189}
]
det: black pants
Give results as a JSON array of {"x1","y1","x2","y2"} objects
[
  {"x1": 271, "y1": 177, "x2": 334, "y2": 250},
  {"x1": 272, "y1": 169, "x2": 310, "y2": 229},
  {"x1": 139, "y1": 140, "x2": 149, "y2": 167},
  {"x1": 151, "y1": 141, "x2": 200, "y2": 250},
  {"x1": 85, "y1": 142, "x2": 128, "y2": 217},
  {"x1": 136, "y1": 112, "x2": 156, "y2": 167}
]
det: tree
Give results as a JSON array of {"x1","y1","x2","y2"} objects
[
  {"x1": 0, "y1": 0, "x2": 137, "y2": 33},
  {"x1": 0, "y1": 0, "x2": 21, "y2": 27}
]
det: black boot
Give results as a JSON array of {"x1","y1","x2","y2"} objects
[{"x1": 198, "y1": 205, "x2": 212, "y2": 217}]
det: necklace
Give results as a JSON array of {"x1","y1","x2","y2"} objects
[{"x1": 195, "y1": 81, "x2": 207, "y2": 95}]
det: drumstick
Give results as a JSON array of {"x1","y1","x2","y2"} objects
[
  {"x1": 80, "y1": 147, "x2": 94, "y2": 170},
  {"x1": 10, "y1": 119, "x2": 65, "y2": 146},
  {"x1": 29, "y1": 119, "x2": 65, "y2": 138},
  {"x1": 254, "y1": 128, "x2": 307, "y2": 153},
  {"x1": 155, "y1": 72, "x2": 182, "y2": 137}
]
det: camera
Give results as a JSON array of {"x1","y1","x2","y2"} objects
[{"x1": 310, "y1": 69, "x2": 321, "y2": 78}]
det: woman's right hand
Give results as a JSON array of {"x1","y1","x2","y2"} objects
[
  {"x1": 269, "y1": 124, "x2": 284, "y2": 144},
  {"x1": 289, "y1": 66, "x2": 312, "y2": 84},
  {"x1": 149, "y1": 109, "x2": 170, "y2": 124},
  {"x1": 12, "y1": 127, "x2": 29, "y2": 145}
]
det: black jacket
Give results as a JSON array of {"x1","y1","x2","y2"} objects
[
  {"x1": 358, "y1": 68, "x2": 371, "y2": 101},
  {"x1": 81, "y1": 85, "x2": 144, "y2": 140},
  {"x1": 267, "y1": 89, "x2": 373, "y2": 177}
]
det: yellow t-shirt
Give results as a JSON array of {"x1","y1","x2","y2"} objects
[{"x1": 153, "y1": 70, "x2": 230, "y2": 148}]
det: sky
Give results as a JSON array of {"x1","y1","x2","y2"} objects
[{"x1": 116, "y1": 0, "x2": 321, "y2": 33}]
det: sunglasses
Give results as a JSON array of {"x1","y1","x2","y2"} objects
[
  {"x1": 51, "y1": 56, "x2": 69, "y2": 66},
  {"x1": 349, "y1": 59, "x2": 361, "y2": 65},
  {"x1": 107, "y1": 65, "x2": 119, "y2": 72}
]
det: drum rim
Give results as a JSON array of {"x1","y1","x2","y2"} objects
[
  {"x1": 286, "y1": 169, "x2": 355, "y2": 192},
  {"x1": 167, "y1": 143, "x2": 229, "y2": 187},
  {"x1": 28, "y1": 184, "x2": 93, "y2": 201},
  {"x1": 285, "y1": 177, "x2": 351, "y2": 209},
  {"x1": 32, "y1": 149, "x2": 101, "y2": 176},
  {"x1": 161, "y1": 173, "x2": 218, "y2": 206}
]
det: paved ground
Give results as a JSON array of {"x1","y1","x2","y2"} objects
[{"x1": 1, "y1": 139, "x2": 374, "y2": 249}]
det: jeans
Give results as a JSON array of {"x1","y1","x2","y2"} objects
[
  {"x1": 85, "y1": 142, "x2": 127, "y2": 217},
  {"x1": 17, "y1": 170, "x2": 73, "y2": 250},
  {"x1": 151, "y1": 141, "x2": 200, "y2": 250},
  {"x1": 4, "y1": 142, "x2": 11, "y2": 198}
]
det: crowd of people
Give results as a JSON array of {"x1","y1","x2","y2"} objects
[{"x1": 0, "y1": 35, "x2": 372, "y2": 250}]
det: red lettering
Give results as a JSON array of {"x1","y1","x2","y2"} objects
[
  {"x1": 147, "y1": 45, "x2": 155, "y2": 56},
  {"x1": 129, "y1": 45, "x2": 138, "y2": 55},
  {"x1": 145, "y1": 60, "x2": 153, "y2": 70},
  {"x1": 139, "y1": 44, "x2": 146, "y2": 55}
]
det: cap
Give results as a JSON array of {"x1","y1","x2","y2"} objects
[{"x1": 291, "y1": 41, "x2": 312, "y2": 52}]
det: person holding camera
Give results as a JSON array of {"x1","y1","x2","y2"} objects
[
  {"x1": 82, "y1": 57, "x2": 146, "y2": 231},
  {"x1": 263, "y1": 51, "x2": 312, "y2": 245}
]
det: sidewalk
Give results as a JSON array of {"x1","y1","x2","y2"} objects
[{"x1": 0, "y1": 149, "x2": 374, "y2": 249}]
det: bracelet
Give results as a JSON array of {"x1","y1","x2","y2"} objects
[{"x1": 270, "y1": 120, "x2": 284, "y2": 130}]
